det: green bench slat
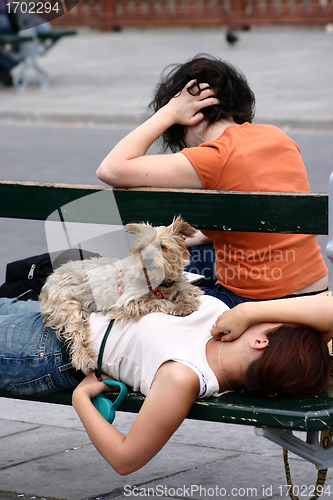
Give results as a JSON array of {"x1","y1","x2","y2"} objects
[
  {"x1": 0, "y1": 34, "x2": 33, "y2": 44},
  {"x1": 1, "y1": 387, "x2": 333, "y2": 431},
  {"x1": 37, "y1": 30, "x2": 77, "y2": 41},
  {"x1": 0, "y1": 31, "x2": 77, "y2": 45},
  {"x1": 0, "y1": 180, "x2": 328, "y2": 234}
]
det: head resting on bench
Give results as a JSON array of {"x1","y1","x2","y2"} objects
[{"x1": 243, "y1": 325, "x2": 331, "y2": 398}]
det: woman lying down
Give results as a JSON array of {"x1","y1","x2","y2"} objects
[{"x1": 0, "y1": 294, "x2": 331, "y2": 475}]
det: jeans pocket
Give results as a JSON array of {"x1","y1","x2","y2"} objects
[{"x1": 11, "y1": 374, "x2": 59, "y2": 395}]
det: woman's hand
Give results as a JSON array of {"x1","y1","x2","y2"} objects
[
  {"x1": 184, "y1": 230, "x2": 213, "y2": 248},
  {"x1": 165, "y1": 79, "x2": 219, "y2": 127},
  {"x1": 211, "y1": 303, "x2": 251, "y2": 341},
  {"x1": 73, "y1": 371, "x2": 114, "y2": 400}
]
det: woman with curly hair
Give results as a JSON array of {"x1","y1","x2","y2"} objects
[{"x1": 96, "y1": 55, "x2": 328, "y2": 307}]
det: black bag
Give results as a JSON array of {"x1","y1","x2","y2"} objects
[
  {"x1": 0, "y1": 249, "x2": 102, "y2": 301},
  {"x1": 0, "y1": 253, "x2": 52, "y2": 301}
]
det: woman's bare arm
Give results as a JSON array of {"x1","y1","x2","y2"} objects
[
  {"x1": 96, "y1": 81, "x2": 218, "y2": 188},
  {"x1": 211, "y1": 295, "x2": 333, "y2": 343},
  {"x1": 185, "y1": 231, "x2": 213, "y2": 248},
  {"x1": 72, "y1": 362, "x2": 199, "y2": 475}
]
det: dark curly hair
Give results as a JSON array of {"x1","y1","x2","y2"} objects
[
  {"x1": 150, "y1": 54, "x2": 256, "y2": 152},
  {"x1": 244, "y1": 325, "x2": 331, "y2": 399}
]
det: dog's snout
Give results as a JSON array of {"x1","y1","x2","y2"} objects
[{"x1": 143, "y1": 257, "x2": 154, "y2": 267}]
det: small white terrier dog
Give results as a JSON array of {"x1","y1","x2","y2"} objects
[{"x1": 39, "y1": 216, "x2": 203, "y2": 373}]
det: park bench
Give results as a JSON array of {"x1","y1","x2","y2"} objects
[
  {"x1": 0, "y1": 29, "x2": 76, "y2": 91},
  {"x1": 0, "y1": 178, "x2": 333, "y2": 497}
]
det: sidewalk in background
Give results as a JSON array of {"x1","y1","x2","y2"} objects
[{"x1": 0, "y1": 25, "x2": 332, "y2": 128}]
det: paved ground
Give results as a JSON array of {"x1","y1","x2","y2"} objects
[
  {"x1": 0, "y1": 25, "x2": 332, "y2": 127},
  {"x1": 1, "y1": 24, "x2": 333, "y2": 500},
  {"x1": 2, "y1": 397, "x2": 333, "y2": 500}
]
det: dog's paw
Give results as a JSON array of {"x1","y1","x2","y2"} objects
[{"x1": 169, "y1": 302, "x2": 200, "y2": 317}]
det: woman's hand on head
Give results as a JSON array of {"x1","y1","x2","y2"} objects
[
  {"x1": 165, "y1": 79, "x2": 219, "y2": 127},
  {"x1": 211, "y1": 303, "x2": 251, "y2": 341}
]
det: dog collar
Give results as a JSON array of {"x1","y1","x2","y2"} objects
[
  {"x1": 145, "y1": 275, "x2": 165, "y2": 299},
  {"x1": 117, "y1": 266, "x2": 165, "y2": 299},
  {"x1": 117, "y1": 266, "x2": 125, "y2": 295}
]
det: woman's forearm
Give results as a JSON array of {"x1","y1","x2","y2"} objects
[
  {"x1": 97, "y1": 107, "x2": 174, "y2": 184},
  {"x1": 72, "y1": 387, "x2": 132, "y2": 475},
  {"x1": 212, "y1": 295, "x2": 333, "y2": 342},
  {"x1": 244, "y1": 295, "x2": 333, "y2": 334},
  {"x1": 72, "y1": 364, "x2": 199, "y2": 475}
]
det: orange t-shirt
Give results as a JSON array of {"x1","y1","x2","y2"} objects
[{"x1": 182, "y1": 123, "x2": 327, "y2": 299}]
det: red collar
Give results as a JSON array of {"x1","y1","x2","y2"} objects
[{"x1": 117, "y1": 266, "x2": 165, "y2": 299}]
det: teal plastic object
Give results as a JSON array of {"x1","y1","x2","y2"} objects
[{"x1": 92, "y1": 380, "x2": 127, "y2": 424}]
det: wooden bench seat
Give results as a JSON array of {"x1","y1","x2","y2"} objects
[{"x1": 1, "y1": 385, "x2": 333, "y2": 432}]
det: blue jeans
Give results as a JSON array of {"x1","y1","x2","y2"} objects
[
  {"x1": 186, "y1": 244, "x2": 217, "y2": 288},
  {"x1": 0, "y1": 298, "x2": 80, "y2": 395},
  {"x1": 198, "y1": 283, "x2": 262, "y2": 309},
  {"x1": 186, "y1": 244, "x2": 262, "y2": 309}
]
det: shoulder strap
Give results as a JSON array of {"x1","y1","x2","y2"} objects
[{"x1": 95, "y1": 319, "x2": 115, "y2": 380}]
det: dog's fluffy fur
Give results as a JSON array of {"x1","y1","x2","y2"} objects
[{"x1": 40, "y1": 217, "x2": 203, "y2": 374}]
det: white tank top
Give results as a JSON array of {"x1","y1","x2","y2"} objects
[{"x1": 88, "y1": 295, "x2": 229, "y2": 397}]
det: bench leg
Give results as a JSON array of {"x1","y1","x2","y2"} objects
[
  {"x1": 13, "y1": 55, "x2": 50, "y2": 92},
  {"x1": 255, "y1": 427, "x2": 333, "y2": 469},
  {"x1": 326, "y1": 171, "x2": 333, "y2": 291}
]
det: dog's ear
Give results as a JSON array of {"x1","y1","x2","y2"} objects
[
  {"x1": 170, "y1": 216, "x2": 197, "y2": 238},
  {"x1": 125, "y1": 223, "x2": 158, "y2": 246},
  {"x1": 124, "y1": 223, "x2": 142, "y2": 234}
]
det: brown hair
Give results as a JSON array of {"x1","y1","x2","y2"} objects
[
  {"x1": 244, "y1": 325, "x2": 330, "y2": 398},
  {"x1": 150, "y1": 54, "x2": 255, "y2": 152}
]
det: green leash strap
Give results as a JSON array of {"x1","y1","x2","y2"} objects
[
  {"x1": 92, "y1": 318, "x2": 127, "y2": 424},
  {"x1": 95, "y1": 318, "x2": 115, "y2": 380}
]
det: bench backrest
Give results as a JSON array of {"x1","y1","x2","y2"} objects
[{"x1": 0, "y1": 180, "x2": 328, "y2": 234}]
